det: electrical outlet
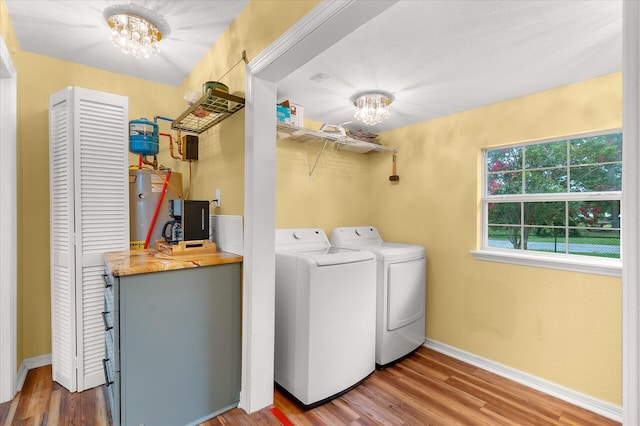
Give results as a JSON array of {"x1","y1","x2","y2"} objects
[{"x1": 214, "y1": 189, "x2": 221, "y2": 207}]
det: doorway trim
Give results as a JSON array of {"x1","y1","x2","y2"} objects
[
  {"x1": 623, "y1": 2, "x2": 640, "y2": 424},
  {"x1": 240, "y1": 0, "x2": 398, "y2": 412},
  {"x1": 0, "y1": 34, "x2": 18, "y2": 404}
]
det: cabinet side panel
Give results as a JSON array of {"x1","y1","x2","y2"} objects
[{"x1": 120, "y1": 264, "x2": 241, "y2": 426}]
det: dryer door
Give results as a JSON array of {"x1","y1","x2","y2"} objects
[{"x1": 387, "y1": 258, "x2": 426, "y2": 331}]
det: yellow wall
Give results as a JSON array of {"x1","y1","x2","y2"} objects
[
  {"x1": 171, "y1": 0, "x2": 320, "y2": 214},
  {"x1": 276, "y1": 118, "x2": 372, "y2": 232},
  {"x1": 369, "y1": 73, "x2": 622, "y2": 404},
  {"x1": 0, "y1": 0, "x2": 18, "y2": 55}
]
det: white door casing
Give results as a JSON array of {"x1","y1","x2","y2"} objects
[
  {"x1": 623, "y1": 2, "x2": 640, "y2": 424},
  {"x1": 0, "y1": 34, "x2": 17, "y2": 404},
  {"x1": 239, "y1": 0, "x2": 398, "y2": 413}
]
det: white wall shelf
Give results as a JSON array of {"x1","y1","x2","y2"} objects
[{"x1": 276, "y1": 123, "x2": 398, "y2": 154}]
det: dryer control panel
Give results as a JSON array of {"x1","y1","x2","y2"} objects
[{"x1": 331, "y1": 226, "x2": 382, "y2": 245}]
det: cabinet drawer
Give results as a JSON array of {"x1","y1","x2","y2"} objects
[
  {"x1": 105, "y1": 329, "x2": 119, "y2": 372},
  {"x1": 103, "y1": 265, "x2": 120, "y2": 374},
  {"x1": 102, "y1": 306, "x2": 114, "y2": 333},
  {"x1": 103, "y1": 356, "x2": 120, "y2": 426},
  {"x1": 102, "y1": 268, "x2": 115, "y2": 292}
]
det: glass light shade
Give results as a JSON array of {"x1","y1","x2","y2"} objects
[
  {"x1": 107, "y1": 13, "x2": 162, "y2": 59},
  {"x1": 353, "y1": 93, "x2": 393, "y2": 125}
]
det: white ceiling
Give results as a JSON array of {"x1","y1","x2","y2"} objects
[
  {"x1": 4, "y1": 0, "x2": 248, "y2": 86},
  {"x1": 277, "y1": 0, "x2": 622, "y2": 133},
  {"x1": 5, "y1": 0, "x2": 622, "y2": 133}
]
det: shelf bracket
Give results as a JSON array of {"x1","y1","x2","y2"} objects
[{"x1": 309, "y1": 140, "x2": 330, "y2": 178}]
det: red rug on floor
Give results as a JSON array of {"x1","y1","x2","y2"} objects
[{"x1": 269, "y1": 406, "x2": 295, "y2": 426}]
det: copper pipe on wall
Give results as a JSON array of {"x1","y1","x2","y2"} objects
[
  {"x1": 141, "y1": 155, "x2": 158, "y2": 170},
  {"x1": 176, "y1": 130, "x2": 184, "y2": 156},
  {"x1": 160, "y1": 133, "x2": 181, "y2": 160}
]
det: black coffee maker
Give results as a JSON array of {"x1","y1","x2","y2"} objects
[{"x1": 162, "y1": 200, "x2": 209, "y2": 244}]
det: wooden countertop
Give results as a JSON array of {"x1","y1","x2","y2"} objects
[{"x1": 104, "y1": 249, "x2": 243, "y2": 277}]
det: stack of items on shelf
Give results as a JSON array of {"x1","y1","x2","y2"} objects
[
  {"x1": 347, "y1": 129, "x2": 380, "y2": 145},
  {"x1": 277, "y1": 100, "x2": 304, "y2": 127}
]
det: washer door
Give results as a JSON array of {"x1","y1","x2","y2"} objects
[{"x1": 387, "y1": 258, "x2": 426, "y2": 331}]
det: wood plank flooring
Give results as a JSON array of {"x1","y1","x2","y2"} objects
[
  {"x1": 0, "y1": 364, "x2": 111, "y2": 426},
  {"x1": 0, "y1": 347, "x2": 620, "y2": 425}
]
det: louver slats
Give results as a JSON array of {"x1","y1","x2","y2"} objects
[
  {"x1": 76, "y1": 96, "x2": 128, "y2": 390},
  {"x1": 50, "y1": 87, "x2": 128, "y2": 393},
  {"x1": 49, "y1": 96, "x2": 75, "y2": 392}
]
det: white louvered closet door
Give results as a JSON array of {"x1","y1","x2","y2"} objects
[
  {"x1": 50, "y1": 87, "x2": 129, "y2": 392},
  {"x1": 49, "y1": 89, "x2": 77, "y2": 392}
]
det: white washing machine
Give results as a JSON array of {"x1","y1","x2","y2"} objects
[
  {"x1": 275, "y1": 228, "x2": 377, "y2": 406},
  {"x1": 331, "y1": 226, "x2": 426, "y2": 368}
]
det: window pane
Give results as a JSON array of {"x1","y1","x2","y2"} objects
[
  {"x1": 525, "y1": 169, "x2": 567, "y2": 193},
  {"x1": 487, "y1": 172, "x2": 522, "y2": 195},
  {"x1": 488, "y1": 225, "x2": 521, "y2": 250},
  {"x1": 487, "y1": 147, "x2": 522, "y2": 173},
  {"x1": 569, "y1": 200, "x2": 621, "y2": 230},
  {"x1": 570, "y1": 133, "x2": 622, "y2": 165},
  {"x1": 524, "y1": 202, "x2": 565, "y2": 226},
  {"x1": 525, "y1": 141, "x2": 567, "y2": 169},
  {"x1": 567, "y1": 230, "x2": 620, "y2": 259},
  {"x1": 483, "y1": 131, "x2": 622, "y2": 261},
  {"x1": 569, "y1": 164, "x2": 622, "y2": 192},
  {"x1": 488, "y1": 202, "x2": 521, "y2": 225},
  {"x1": 522, "y1": 227, "x2": 566, "y2": 254}
]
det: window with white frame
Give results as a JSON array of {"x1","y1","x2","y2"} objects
[{"x1": 482, "y1": 131, "x2": 622, "y2": 259}]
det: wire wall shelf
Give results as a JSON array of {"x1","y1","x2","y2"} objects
[{"x1": 172, "y1": 89, "x2": 245, "y2": 134}]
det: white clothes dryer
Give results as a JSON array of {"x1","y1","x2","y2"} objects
[
  {"x1": 331, "y1": 226, "x2": 426, "y2": 368},
  {"x1": 275, "y1": 228, "x2": 377, "y2": 406}
]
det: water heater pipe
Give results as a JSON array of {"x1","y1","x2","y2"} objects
[
  {"x1": 141, "y1": 155, "x2": 158, "y2": 170},
  {"x1": 154, "y1": 115, "x2": 174, "y2": 123},
  {"x1": 176, "y1": 130, "x2": 183, "y2": 156},
  {"x1": 160, "y1": 132, "x2": 181, "y2": 160},
  {"x1": 144, "y1": 170, "x2": 172, "y2": 249}
]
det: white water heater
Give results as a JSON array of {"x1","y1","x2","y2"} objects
[{"x1": 129, "y1": 169, "x2": 182, "y2": 249}]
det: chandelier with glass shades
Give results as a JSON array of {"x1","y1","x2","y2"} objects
[
  {"x1": 352, "y1": 91, "x2": 394, "y2": 125},
  {"x1": 104, "y1": 5, "x2": 169, "y2": 59}
]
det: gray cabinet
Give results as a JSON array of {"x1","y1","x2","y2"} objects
[{"x1": 102, "y1": 263, "x2": 241, "y2": 426}]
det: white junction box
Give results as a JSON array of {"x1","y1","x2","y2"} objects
[{"x1": 210, "y1": 215, "x2": 243, "y2": 255}]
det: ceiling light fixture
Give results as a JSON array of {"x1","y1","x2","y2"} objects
[
  {"x1": 352, "y1": 91, "x2": 394, "y2": 126},
  {"x1": 103, "y1": 5, "x2": 170, "y2": 59}
]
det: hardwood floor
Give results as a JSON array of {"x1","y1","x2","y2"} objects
[
  {"x1": 0, "y1": 365, "x2": 111, "y2": 426},
  {"x1": 0, "y1": 347, "x2": 620, "y2": 425}
]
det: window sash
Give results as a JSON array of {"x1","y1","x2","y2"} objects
[
  {"x1": 484, "y1": 130, "x2": 623, "y2": 197},
  {"x1": 483, "y1": 199, "x2": 622, "y2": 253},
  {"x1": 481, "y1": 130, "x2": 622, "y2": 262}
]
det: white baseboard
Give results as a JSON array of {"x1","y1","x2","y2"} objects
[
  {"x1": 424, "y1": 339, "x2": 622, "y2": 423},
  {"x1": 16, "y1": 353, "x2": 52, "y2": 392}
]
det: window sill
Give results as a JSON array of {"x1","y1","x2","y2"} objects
[{"x1": 470, "y1": 249, "x2": 622, "y2": 277}]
